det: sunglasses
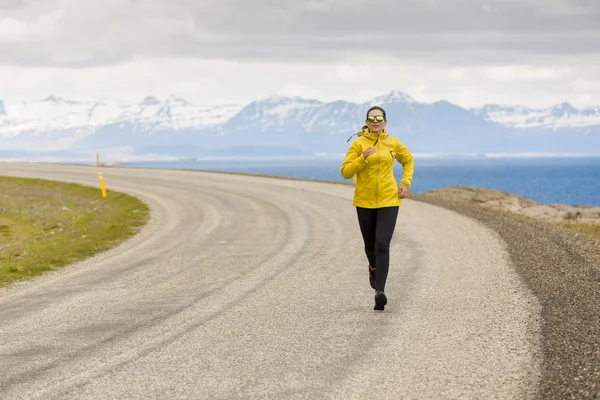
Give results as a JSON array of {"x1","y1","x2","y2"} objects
[{"x1": 367, "y1": 115, "x2": 385, "y2": 122}]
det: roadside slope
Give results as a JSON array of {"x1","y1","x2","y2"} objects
[
  {"x1": 413, "y1": 191, "x2": 600, "y2": 400},
  {"x1": 0, "y1": 162, "x2": 541, "y2": 399}
]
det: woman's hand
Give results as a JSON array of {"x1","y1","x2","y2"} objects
[
  {"x1": 398, "y1": 186, "x2": 409, "y2": 199},
  {"x1": 363, "y1": 147, "x2": 376, "y2": 160}
]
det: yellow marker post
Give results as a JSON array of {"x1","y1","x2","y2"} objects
[
  {"x1": 96, "y1": 152, "x2": 100, "y2": 166},
  {"x1": 98, "y1": 172, "x2": 107, "y2": 198}
]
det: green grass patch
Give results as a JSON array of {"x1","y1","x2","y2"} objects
[{"x1": 0, "y1": 176, "x2": 150, "y2": 287}]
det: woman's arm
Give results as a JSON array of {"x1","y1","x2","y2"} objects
[
  {"x1": 394, "y1": 140, "x2": 414, "y2": 188},
  {"x1": 340, "y1": 141, "x2": 369, "y2": 179}
]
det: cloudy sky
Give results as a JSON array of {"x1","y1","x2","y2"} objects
[{"x1": 1, "y1": 0, "x2": 599, "y2": 108}]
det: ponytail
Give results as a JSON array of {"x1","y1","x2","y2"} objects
[{"x1": 346, "y1": 124, "x2": 372, "y2": 143}]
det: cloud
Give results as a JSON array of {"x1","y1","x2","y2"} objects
[
  {"x1": 1, "y1": 0, "x2": 599, "y2": 108},
  {"x1": 0, "y1": 0, "x2": 24, "y2": 9},
  {"x1": 0, "y1": 0, "x2": 598, "y2": 67},
  {"x1": 2, "y1": 55, "x2": 600, "y2": 108}
]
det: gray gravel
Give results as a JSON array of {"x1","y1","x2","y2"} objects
[
  {"x1": 0, "y1": 163, "x2": 542, "y2": 399},
  {"x1": 412, "y1": 193, "x2": 600, "y2": 400}
]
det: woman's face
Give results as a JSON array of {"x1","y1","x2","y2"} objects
[{"x1": 366, "y1": 109, "x2": 386, "y2": 133}]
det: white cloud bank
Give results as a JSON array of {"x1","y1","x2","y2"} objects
[{"x1": 1, "y1": 0, "x2": 599, "y2": 108}]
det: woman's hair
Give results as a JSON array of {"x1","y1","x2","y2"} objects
[
  {"x1": 366, "y1": 106, "x2": 387, "y2": 121},
  {"x1": 362, "y1": 106, "x2": 387, "y2": 130}
]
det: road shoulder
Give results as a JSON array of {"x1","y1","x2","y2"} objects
[{"x1": 411, "y1": 192, "x2": 600, "y2": 400}]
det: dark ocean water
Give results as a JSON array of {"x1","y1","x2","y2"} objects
[{"x1": 123, "y1": 157, "x2": 600, "y2": 207}]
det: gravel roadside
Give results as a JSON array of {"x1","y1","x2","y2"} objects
[{"x1": 411, "y1": 193, "x2": 600, "y2": 400}]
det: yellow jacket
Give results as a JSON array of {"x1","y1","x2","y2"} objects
[{"x1": 340, "y1": 128, "x2": 414, "y2": 208}]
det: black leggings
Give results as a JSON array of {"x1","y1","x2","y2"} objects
[{"x1": 356, "y1": 206, "x2": 399, "y2": 292}]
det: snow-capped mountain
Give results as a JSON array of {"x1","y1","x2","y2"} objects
[
  {"x1": 369, "y1": 90, "x2": 416, "y2": 106},
  {"x1": 0, "y1": 95, "x2": 243, "y2": 138},
  {"x1": 1, "y1": 90, "x2": 599, "y2": 160},
  {"x1": 471, "y1": 102, "x2": 600, "y2": 129},
  {"x1": 223, "y1": 96, "x2": 362, "y2": 134}
]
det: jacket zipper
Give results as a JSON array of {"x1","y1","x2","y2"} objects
[{"x1": 375, "y1": 136, "x2": 380, "y2": 208}]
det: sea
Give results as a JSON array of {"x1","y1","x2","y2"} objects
[{"x1": 122, "y1": 156, "x2": 600, "y2": 207}]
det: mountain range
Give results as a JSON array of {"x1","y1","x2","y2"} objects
[{"x1": 1, "y1": 90, "x2": 599, "y2": 161}]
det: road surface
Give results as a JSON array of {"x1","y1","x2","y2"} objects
[{"x1": 0, "y1": 162, "x2": 541, "y2": 399}]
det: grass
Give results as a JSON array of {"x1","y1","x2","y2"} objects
[
  {"x1": 0, "y1": 176, "x2": 150, "y2": 288},
  {"x1": 556, "y1": 220, "x2": 600, "y2": 240},
  {"x1": 481, "y1": 203, "x2": 600, "y2": 241}
]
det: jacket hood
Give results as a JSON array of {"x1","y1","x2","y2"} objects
[{"x1": 347, "y1": 128, "x2": 389, "y2": 142}]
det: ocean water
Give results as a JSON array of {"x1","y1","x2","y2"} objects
[{"x1": 123, "y1": 157, "x2": 600, "y2": 207}]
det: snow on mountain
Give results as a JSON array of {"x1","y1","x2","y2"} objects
[
  {"x1": 223, "y1": 95, "x2": 363, "y2": 136},
  {"x1": 101, "y1": 95, "x2": 242, "y2": 132},
  {"x1": 0, "y1": 95, "x2": 243, "y2": 138},
  {"x1": 369, "y1": 90, "x2": 415, "y2": 106},
  {"x1": 473, "y1": 102, "x2": 600, "y2": 129},
  {"x1": 224, "y1": 90, "x2": 417, "y2": 137},
  {"x1": 228, "y1": 95, "x2": 323, "y2": 127},
  {"x1": 1, "y1": 96, "x2": 92, "y2": 137},
  {"x1": 5, "y1": 90, "x2": 599, "y2": 140},
  {"x1": 1, "y1": 90, "x2": 600, "y2": 159}
]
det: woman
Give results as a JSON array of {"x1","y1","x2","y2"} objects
[{"x1": 340, "y1": 106, "x2": 414, "y2": 311}]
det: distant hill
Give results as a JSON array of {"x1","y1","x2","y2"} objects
[{"x1": 1, "y1": 90, "x2": 599, "y2": 161}]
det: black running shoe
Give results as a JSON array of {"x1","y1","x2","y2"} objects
[
  {"x1": 369, "y1": 266, "x2": 376, "y2": 290},
  {"x1": 374, "y1": 291, "x2": 387, "y2": 311}
]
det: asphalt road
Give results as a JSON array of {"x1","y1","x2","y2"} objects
[{"x1": 0, "y1": 162, "x2": 542, "y2": 399}]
